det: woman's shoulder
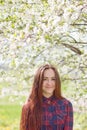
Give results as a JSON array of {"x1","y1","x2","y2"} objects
[
  {"x1": 22, "y1": 100, "x2": 30, "y2": 111},
  {"x1": 55, "y1": 97, "x2": 72, "y2": 107},
  {"x1": 62, "y1": 97, "x2": 73, "y2": 106}
]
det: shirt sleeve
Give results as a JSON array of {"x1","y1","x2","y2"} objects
[
  {"x1": 64, "y1": 101, "x2": 73, "y2": 130},
  {"x1": 20, "y1": 103, "x2": 29, "y2": 130}
]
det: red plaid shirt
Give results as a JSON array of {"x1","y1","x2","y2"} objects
[
  {"x1": 41, "y1": 96, "x2": 73, "y2": 130},
  {"x1": 21, "y1": 96, "x2": 73, "y2": 130}
]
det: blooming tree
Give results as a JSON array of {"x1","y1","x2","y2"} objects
[{"x1": 0, "y1": 0, "x2": 87, "y2": 129}]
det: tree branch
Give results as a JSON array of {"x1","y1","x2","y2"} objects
[
  {"x1": 70, "y1": 23, "x2": 87, "y2": 26},
  {"x1": 71, "y1": 42, "x2": 87, "y2": 44},
  {"x1": 62, "y1": 77, "x2": 87, "y2": 81},
  {"x1": 62, "y1": 43, "x2": 82, "y2": 55}
]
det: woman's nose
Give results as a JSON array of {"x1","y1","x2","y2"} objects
[{"x1": 47, "y1": 79, "x2": 52, "y2": 84}]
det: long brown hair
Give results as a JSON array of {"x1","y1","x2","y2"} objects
[{"x1": 20, "y1": 64, "x2": 62, "y2": 130}]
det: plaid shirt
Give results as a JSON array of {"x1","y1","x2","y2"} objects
[{"x1": 41, "y1": 96, "x2": 73, "y2": 130}]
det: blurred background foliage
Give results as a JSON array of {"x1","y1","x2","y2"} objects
[{"x1": 0, "y1": 0, "x2": 87, "y2": 130}]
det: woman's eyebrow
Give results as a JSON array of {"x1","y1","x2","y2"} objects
[{"x1": 43, "y1": 76, "x2": 56, "y2": 78}]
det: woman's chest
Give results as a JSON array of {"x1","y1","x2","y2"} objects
[{"x1": 42, "y1": 102, "x2": 67, "y2": 126}]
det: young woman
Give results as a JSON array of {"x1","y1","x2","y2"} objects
[{"x1": 20, "y1": 64, "x2": 73, "y2": 130}]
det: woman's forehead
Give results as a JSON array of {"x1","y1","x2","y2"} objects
[{"x1": 43, "y1": 69, "x2": 55, "y2": 77}]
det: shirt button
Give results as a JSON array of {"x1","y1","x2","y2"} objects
[{"x1": 48, "y1": 101, "x2": 51, "y2": 104}]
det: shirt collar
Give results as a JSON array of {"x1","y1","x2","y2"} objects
[{"x1": 42, "y1": 95, "x2": 55, "y2": 103}]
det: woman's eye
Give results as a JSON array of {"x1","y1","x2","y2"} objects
[
  {"x1": 52, "y1": 78, "x2": 56, "y2": 80},
  {"x1": 43, "y1": 78, "x2": 47, "y2": 80}
]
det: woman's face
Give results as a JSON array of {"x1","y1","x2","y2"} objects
[{"x1": 42, "y1": 69, "x2": 56, "y2": 98}]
